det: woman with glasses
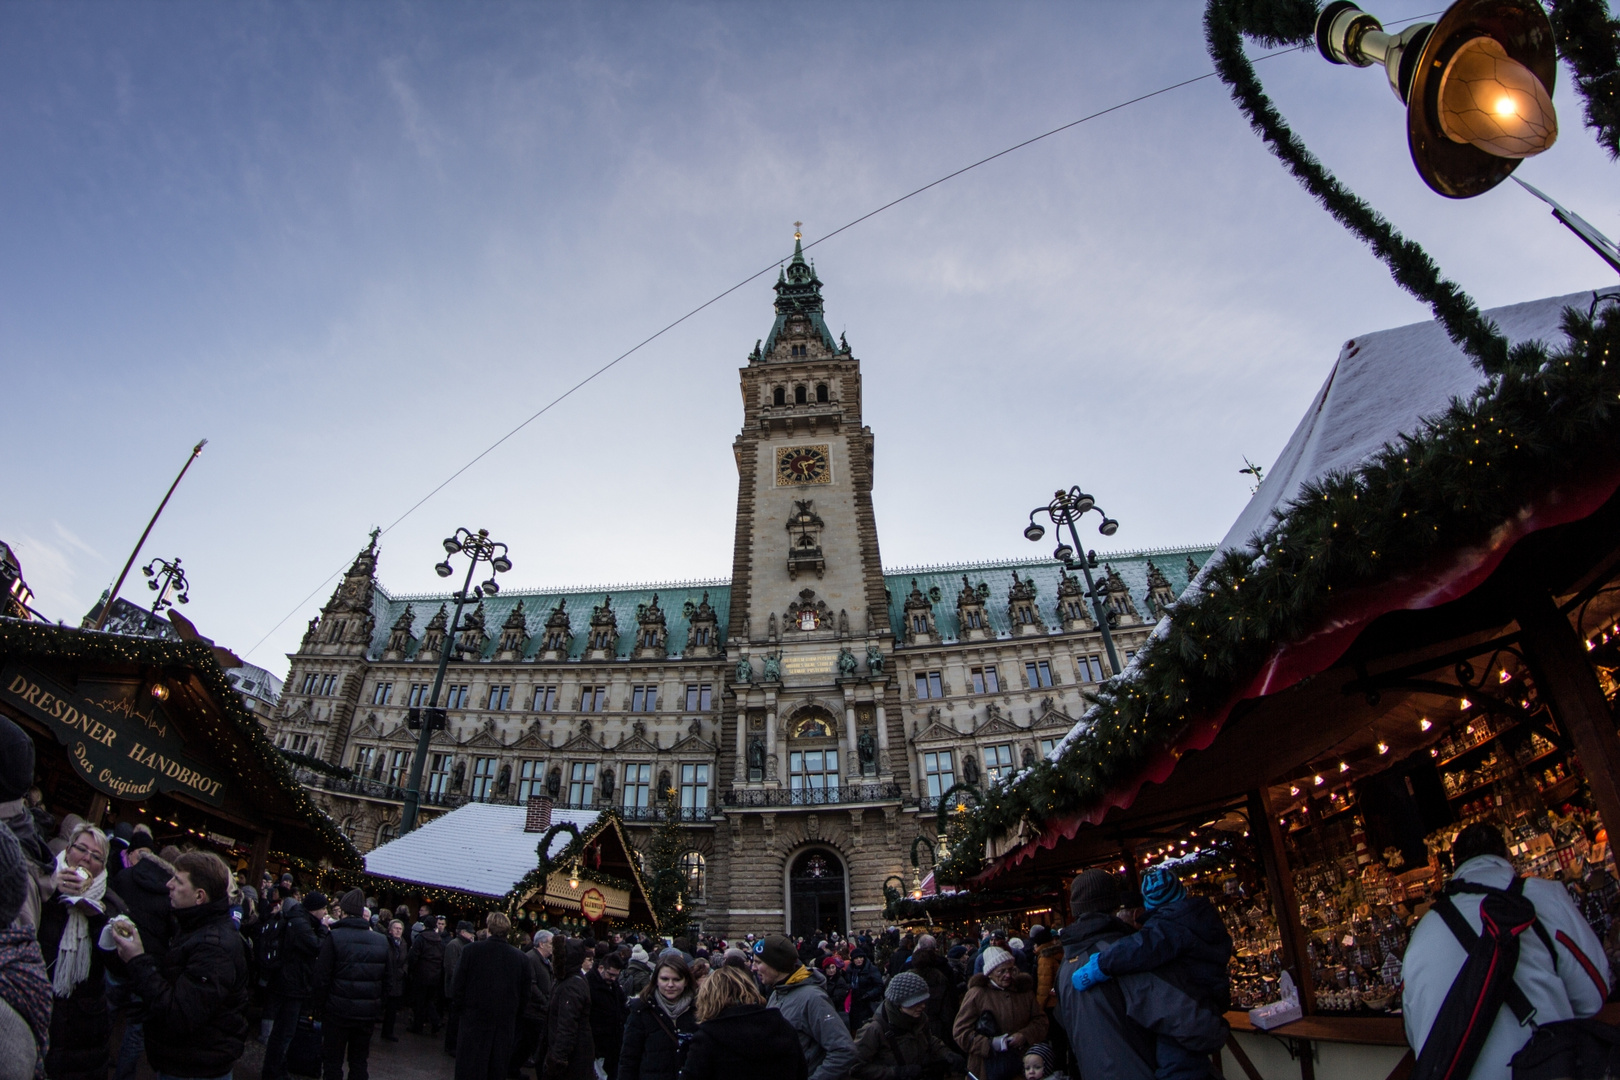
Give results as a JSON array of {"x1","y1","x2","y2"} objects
[{"x1": 38, "y1": 822, "x2": 126, "y2": 1080}]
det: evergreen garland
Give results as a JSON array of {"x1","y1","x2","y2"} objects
[
  {"x1": 940, "y1": 300, "x2": 1620, "y2": 882},
  {"x1": 1550, "y1": 0, "x2": 1620, "y2": 158},
  {"x1": 1205, "y1": 0, "x2": 1510, "y2": 372}
]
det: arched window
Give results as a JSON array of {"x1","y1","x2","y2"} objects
[
  {"x1": 339, "y1": 817, "x2": 357, "y2": 842},
  {"x1": 680, "y1": 851, "x2": 706, "y2": 899},
  {"x1": 795, "y1": 385, "x2": 807, "y2": 405},
  {"x1": 815, "y1": 383, "x2": 829, "y2": 403},
  {"x1": 773, "y1": 386, "x2": 786, "y2": 407},
  {"x1": 376, "y1": 822, "x2": 397, "y2": 847}
]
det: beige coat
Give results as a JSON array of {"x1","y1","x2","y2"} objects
[{"x1": 950, "y1": 971, "x2": 1047, "y2": 1078}]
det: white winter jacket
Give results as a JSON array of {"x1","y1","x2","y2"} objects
[{"x1": 1402, "y1": 855, "x2": 1611, "y2": 1080}]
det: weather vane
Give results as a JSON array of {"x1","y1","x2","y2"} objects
[
  {"x1": 794, "y1": 220, "x2": 803, "y2": 241},
  {"x1": 1239, "y1": 457, "x2": 1266, "y2": 494}
]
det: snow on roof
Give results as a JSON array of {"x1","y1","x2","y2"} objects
[
  {"x1": 364, "y1": 803, "x2": 600, "y2": 898},
  {"x1": 1221, "y1": 290, "x2": 1606, "y2": 557}
]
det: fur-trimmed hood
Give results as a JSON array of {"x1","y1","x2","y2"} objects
[{"x1": 966, "y1": 970, "x2": 1034, "y2": 993}]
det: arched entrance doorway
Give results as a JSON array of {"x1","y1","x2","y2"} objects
[{"x1": 788, "y1": 847, "x2": 846, "y2": 939}]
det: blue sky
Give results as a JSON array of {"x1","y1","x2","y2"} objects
[{"x1": 3, "y1": 1, "x2": 1614, "y2": 669}]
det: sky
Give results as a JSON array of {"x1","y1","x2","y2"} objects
[{"x1": 3, "y1": 1, "x2": 1614, "y2": 672}]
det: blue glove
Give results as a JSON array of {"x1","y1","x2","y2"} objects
[{"x1": 1070, "y1": 954, "x2": 1110, "y2": 992}]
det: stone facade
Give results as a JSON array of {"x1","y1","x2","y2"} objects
[{"x1": 262, "y1": 241, "x2": 1213, "y2": 938}]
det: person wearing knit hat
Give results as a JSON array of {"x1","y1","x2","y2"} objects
[
  {"x1": 755, "y1": 933, "x2": 857, "y2": 1080},
  {"x1": 1022, "y1": 1041, "x2": 1071, "y2": 1080},
  {"x1": 850, "y1": 969, "x2": 962, "y2": 1080},
  {"x1": 952, "y1": 933, "x2": 1045, "y2": 1080},
  {"x1": 339, "y1": 889, "x2": 365, "y2": 917},
  {"x1": 1069, "y1": 864, "x2": 1231, "y2": 1080}
]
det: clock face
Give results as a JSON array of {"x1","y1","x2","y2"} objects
[{"x1": 776, "y1": 444, "x2": 831, "y2": 486}]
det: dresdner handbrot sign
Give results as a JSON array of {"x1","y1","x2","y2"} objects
[{"x1": 2, "y1": 661, "x2": 226, "y2": 806}]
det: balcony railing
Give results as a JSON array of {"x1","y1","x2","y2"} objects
[{"x1": 722, "y1": 782, "x2": 904, "y2": 808}]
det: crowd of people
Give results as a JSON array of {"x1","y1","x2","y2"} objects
[{"x1": 4, "y1": 706, "x2": 1617, "y2": 1080}]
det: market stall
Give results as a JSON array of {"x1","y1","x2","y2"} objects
[
  {"x1": 0, "y1": 618, "x2": 360, "y2": 880},
  {"x1": 938, "y1": 291, "x2": 1620, "y2": 1079},
  {"x1": 361, "y1": 798, "x2": 658, "y2": 934}
]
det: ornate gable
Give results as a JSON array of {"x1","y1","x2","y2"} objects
[
  {"x1": 972, "y1": 703, "x2": 1024, "y2": 738},
  {"x1": 912, "y1": 707, "x2": 960, "y2": 745}
]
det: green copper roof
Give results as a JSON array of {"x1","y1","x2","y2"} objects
[
  {"x1": 881, "y1": 546, "x2": 1216, "y2": 642},
  {"x1": 760, "y1": 237, "x2": 837, "y2": 358},
  {"x1": 367, "y1": 580, "x2": 730, "y2": 663}
]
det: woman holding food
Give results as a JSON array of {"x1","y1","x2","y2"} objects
[{"x1": 37, "y1": 822, "x2": 126, "y2": 1080}]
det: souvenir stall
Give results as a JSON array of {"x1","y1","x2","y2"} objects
[
  {"x1": 360, "y1": 799, "x2": 658, "y2": 935},
  {"x1": 0, "y1": 619, "x2": 359, "y2": 880},
  {"x1": 934, "y1": 291, "x2": 1620, "y2": 1080}
]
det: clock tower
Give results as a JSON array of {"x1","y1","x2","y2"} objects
[{"x1": 717, "y1": 235, "x2": 909, "y2": 937}]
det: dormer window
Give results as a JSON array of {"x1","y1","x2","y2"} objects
[
  {"x1": 815, "y1": 382, "x2": 828, "y2": 402},
  {"x1": 773, "y1": 386, "x2": 786, "y2": 406},
  {"x1": 795, "y1": 384, "x2": 808, "y2": 403},
  {"x1": 791, "y1": 345, "x2": 807, "y2": 358}
]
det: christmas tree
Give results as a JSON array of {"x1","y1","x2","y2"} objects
[{"x1": 643, "y1": 784, "x2": 689, "y2": 937}]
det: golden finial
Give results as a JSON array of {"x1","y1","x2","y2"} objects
[{"x1": 793, "y1": 221, "x2": 803, "y2": 241}]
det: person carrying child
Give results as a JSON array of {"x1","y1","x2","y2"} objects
[{"x1": 1069, "y1": 866, "x2": 1232, "y2": 1080}]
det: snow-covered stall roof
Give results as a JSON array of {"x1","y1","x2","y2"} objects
[
  {"x1": 1221, "y1": 290, "x2": 1606, "y2": 556},
  {"x1": 364, "y1": 803, "x2": 599, "y2": 898}
]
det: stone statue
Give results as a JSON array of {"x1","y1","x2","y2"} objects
[
  {"x1": 1022, "y1": 747, "x2": 1036, "y2": 769},
  {"x1": 747, "y1": 737, "x2": 766, "y2": 773},
  {"x1": 547, "y1": 767, "x2": 561, "y2": 797},
  {"x1": 767, "y1": 612, "x2": 779, "y2": 641},
  {"x1": 735, "y1": 655, "x2": 754, "y2": 684},
  {"x1": 632, "y1": 719, "x2": 647, "y2": 739},
  {"x1": 451, "y1": 759, "x2": 466, "y2": 791},
  {"x1": 762, "y1": 651, "x2": 782, "y2": 682},
  {"x1": 865, "y1": 607, "x2": 875, "y2": 633},
  {"x1": 858, "y1": 730, "x2": 876, "y2": 770},
  {"x1": 743, "y1": 616, "x2": 752, "y2": 642},
  {"x1": 601, "y1": 768, "x2": 615, "y2": 801},
  {"x1": 866, "y1": 645, "x2": 885, "y2": 676},
  {"x1": 580, "y1": 718, "x2": 593, "y2": 740},
  {"x1": 497, "y1": 763, "x2": 511, "y2": 794},
  {"x1": 658, "y1": 769, "x2": 671, "y2": 794},
  {"x1": 963, "y1": 753, "x2": 981, "y2": 785},
  {"x1": 838, "y1": 609, "x2": 849, "y2": 637},
  {"x1": 836, "y1": 647, "x2": 858, "y2": 679}
]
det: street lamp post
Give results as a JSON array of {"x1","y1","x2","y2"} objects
[
  {"x1": 142, "y1": 557, "x2": 190, "y2": 615},
  {"x1": 1024, "y1": 487, "x2": 1124, "y2": 677},
  {"x1": 398, "y1": 527, "x2": 513, "y2": 833}
]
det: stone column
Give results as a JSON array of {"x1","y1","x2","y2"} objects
[
  {"x1": 734, "y1": 705, "x2": 748, "y2": 782},
  {"x1": 843, "y1": 693, "x2": 858, "y2": 786},
  {"x1": 875, "y1": 703, "x2": 891, "y2": 781},
  {"x1": 765, "y1": 700, "x2": 779, "y2": 783}
]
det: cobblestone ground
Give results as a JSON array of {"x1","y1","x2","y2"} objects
[{"x1": 112, "y1": 1018, "x2": 456, "y2": 1080}]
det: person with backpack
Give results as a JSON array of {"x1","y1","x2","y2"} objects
[
  {"x1": 850, "y1": 971, "x2": 961, "y2": 1080},
  {"x1": 1402, "y1": 822, "x2": 1610, "y2": 1080},
  {"x1": 312, "y1": 890, "x2": 388, "y2": 1080}
]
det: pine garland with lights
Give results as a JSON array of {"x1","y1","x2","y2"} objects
[
  {"x1": 1550, "y1": 0, "x2": 1620, "y2": 158},
  {"x1": 941, "y1": 301, "x2": 1620, "y2": 881}
]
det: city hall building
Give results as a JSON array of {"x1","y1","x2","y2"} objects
[{"x1": 263, "y1": 243, "x2": 1213, "y2": 938}]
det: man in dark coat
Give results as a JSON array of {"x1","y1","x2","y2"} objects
[
  {"x1": 1055, "y1": 870, "x2": 1227, "y2": 1080},
  {"x1": 442, "y1": 920, "x2": 474, "y2": 1054},
  {"x1": 543, "y1": 939, "x2": 594, "y2": 1080},
  {"x1": 407, "y1": 915, "x2": 447, "y2": 1034},
  {"x1": 263, "y1": 890, "x2": 327, "y2": 1080},
  {"x1": 312, "y1": 890, "x2": 389, "y2": 1080},
  {"x1": 451, "y1": 913, "x2": 530, "y2": 1080},
  {"x1": 586, "y1": 948, "x2": 627, "y2": 1080},
  {"x1": 381, "y1": 920, "x2": 408, "y2": 1042},
  {"x1": 113, "y1": 850, "x2": 250, "y2": 1080},
  {"x1": 905, "y1": 935, "x2": 959, "y2": 1049},
  {"x1": 509, "y1": 930, "x2": 554, "y2": 1080},
  {"x1": 109, "y1": 836, "x2": 173, "y2": 1080}
]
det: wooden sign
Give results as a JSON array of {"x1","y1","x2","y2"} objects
[
  {"x1": 579, "y1": 887, "x2": 607, "y2": 922},
  {"x1": 1, "y1": 661, "x2": 225, "y2": 806}
]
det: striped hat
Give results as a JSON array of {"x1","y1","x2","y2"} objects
[{"x1": 1140, "y1": 866, "x2": 1186, "y2": 910}]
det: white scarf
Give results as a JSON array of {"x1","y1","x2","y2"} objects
[{"x1": 51, "y1": 849, "x2": 107, "y2": 998}]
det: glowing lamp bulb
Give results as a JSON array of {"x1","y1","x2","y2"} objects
[
  {"x1": 1313, "y1": 774, "x2": 1324, "y2": 786},
  {"x1": 1377, "y1": 741, "x2": 1389, "y2": 755},
  {"x1": 1459, "y1": 698, "x2": 1472, "y2": 711},
  {"x1": 1420, "y1": 718, "x2": 1433, "y2": 732},
  {"x1": 150, "y1": 682, "x2": 169, "y2": 702},
  {"x1": 1437, "y1": 36, "x2": 1557, "y2": 159},
  {"x1": 1290, "y1": 785, "x2": 1300, "y2": 796},
  {"x1": 1339, "y1": 760, "x2": 1350, "y2": 773}
]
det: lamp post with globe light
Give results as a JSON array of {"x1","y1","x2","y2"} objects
[
  {"x1": 1024, "y1": 487, "x2": 1124, "y2": 678},
  {"x1": 399, "y1": 527, "x2": 513, "y2": 832}
]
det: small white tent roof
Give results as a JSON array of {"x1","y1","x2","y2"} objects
[
  {"x1": 364, "y1": 803, "x2": 599, "y2": 898},
  {"x1": 1221, "y1": 290, "x2": 1606, "y2": 557}
]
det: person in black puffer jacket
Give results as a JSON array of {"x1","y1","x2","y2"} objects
[
  {"x1": 543, "y1": 939, "x2": 593, "y2": 1080},
  {"x1": 406, "y1": 917, "x2": 447, "y2": 1034},
  {"x1": 845, "y1": 949, "x2": 884, "y2": 1034},
  {"x1": 114, "y1": 851, "x2": 249, "y2": 1080},
  {"x1": 264, "y1": 891, "x2": 327, "y2": 1080},
  {"x1": 313, "y1": 890, "x2": 388, "y2": 1080},
  {"x1": 587, "y1": 950, "x2": 627, "y2": 1080}
]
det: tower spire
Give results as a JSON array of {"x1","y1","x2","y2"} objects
[{"x1": 760, "y1": 222, "x2": 835, "y2": 359}]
